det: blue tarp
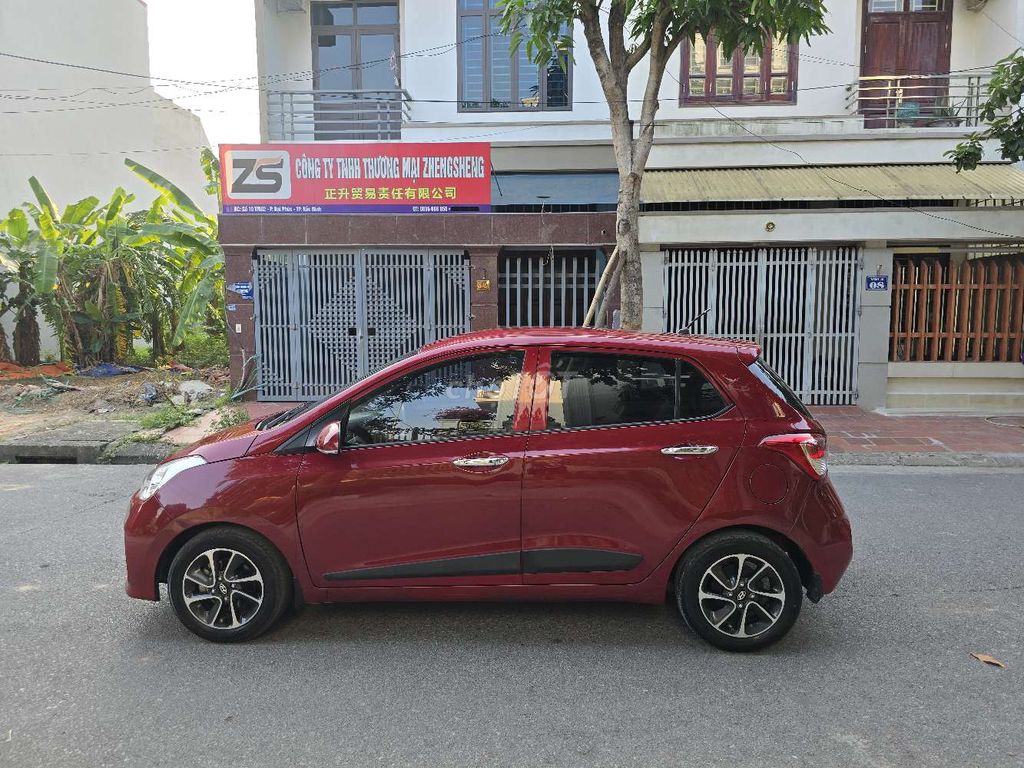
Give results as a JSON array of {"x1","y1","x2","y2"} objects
[{"x1": 78, "y1": 362, "x2": 142, "y2": 378}]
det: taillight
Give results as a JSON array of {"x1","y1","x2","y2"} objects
[{"x1": 760, "y1": 433, "x2": 828, "y2": 478}]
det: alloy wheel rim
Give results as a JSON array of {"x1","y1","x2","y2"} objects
[
  {"x1": 697, "y1": 553, "x2": 786, "y2": 638},
  {"x1": 181, "y1": 548, "x2": 264, "y2": 630}
]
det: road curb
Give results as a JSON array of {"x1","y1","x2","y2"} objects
[{"x1": 832, "y1": 451, "x2": 1024, "y2": 468}]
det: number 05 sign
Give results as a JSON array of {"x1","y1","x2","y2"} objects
[{"x1": 220, "y1": 142, "x2": 491, "y2": 215}]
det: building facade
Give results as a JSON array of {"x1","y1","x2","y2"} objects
[
  {"x1": 221, "y1": 0, "x2": 1024, "y2": 411},
  {"x1": 0, "y1": 0, "x2": 213, "y2": 359}
]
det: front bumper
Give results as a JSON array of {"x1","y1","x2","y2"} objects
[{"x1": 124, "y1": 493, "x2": 162, "y2": 601}]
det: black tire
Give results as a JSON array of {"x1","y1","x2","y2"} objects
[
  {"x1": 675, "y1": 531, "x2": 803, "y2": 652},
  {"x1": 167, "y1": 526, "x2": 292, "y2": 643}
]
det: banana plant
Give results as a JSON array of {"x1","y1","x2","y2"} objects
[
  {"x1": 125, "y1": 157, "x2": 224, "y2": 347},
  {"x1": 1, "y1": 158, "x2": 224, "y2": 368}
]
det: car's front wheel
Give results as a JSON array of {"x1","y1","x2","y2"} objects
[
  {"x1": 167, "y1": 526, "x2": 292, "y2": 643},
  {"x1": 675, "y1": 531, "x2": 803, "y2": 652}
]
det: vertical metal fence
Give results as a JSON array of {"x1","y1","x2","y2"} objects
[
  {"x1": 498, "y1": 250, "x2": 600, "y2": 327},
  {"x1": 890, "y1": 254, "x2": 1024, "y2": 363},
  {"x1": 664, "y1": 245, "x2": 862, "y2": 405},
  {"x1": 254, "y1": 249, "x2": 470, "y2": 401}
]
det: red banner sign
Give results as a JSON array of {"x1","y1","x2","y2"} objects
[{"x1": 219, "y1": 142, "x2": 491, "y2": 214}]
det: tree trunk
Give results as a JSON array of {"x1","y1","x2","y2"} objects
[
  {"x1": 0, "y1": 322, "x2": 12, "y2": 363},
  {"x1": 615, "y1": 175, "x2": 644, "y2": 329},
  {"x1": 14, "y1": 302, "x2": 40, "y2": 366}
]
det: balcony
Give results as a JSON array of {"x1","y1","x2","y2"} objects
[
  {"x1": 266, "y1": 89, "x2": 411, "y2": 141},
  {"x1": 846, "y1": 71, "x2": 994, "y2": 129}
]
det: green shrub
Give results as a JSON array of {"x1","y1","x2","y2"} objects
[
  {"x1": 175, "y1": 332, "x2": 229, "y2": 369},
  {"x1": 139, "y1": 405, "x2": 194, "y2": 431},
  {"x1": 124, "y1": 345, "x2": 154, "y2": 368}
]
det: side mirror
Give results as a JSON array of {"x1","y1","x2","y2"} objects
[{"x1": 314, "y1": 421, "x2": 341, "y2": 455}]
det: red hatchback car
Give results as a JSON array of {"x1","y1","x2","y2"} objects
[{"x1": 125, "y1": 328, "x2": 852, "y2": 651}]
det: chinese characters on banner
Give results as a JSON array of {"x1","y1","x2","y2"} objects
[{"x1": 219, "y1": 143, "x2": 491, "y2": 214}]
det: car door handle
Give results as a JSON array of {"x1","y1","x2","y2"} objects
[
  {"x1": 452, "y1": 455, "x2": 510, "y2": 468},
  {"x1": 661, "y1": 445, "x2": 719, "y2": 456}
]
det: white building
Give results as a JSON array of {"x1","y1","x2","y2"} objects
[
  {"x1": 223, "y1": 0, "x2": 1024, "y2": 411},
  {"x1": 0, "y1": 0, "x2": 214, "y2": 358}
]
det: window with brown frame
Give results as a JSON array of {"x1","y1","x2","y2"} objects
[{"x1": 680, "y1": 34, "x2": 797, "y2": 105}]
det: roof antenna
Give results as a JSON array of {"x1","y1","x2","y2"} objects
[{"x1": 677, "y1": 307, "x2": 710, "y2": 334}]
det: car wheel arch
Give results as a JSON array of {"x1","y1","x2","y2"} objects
[
  {"x1": 667, "y1": 524, "x2": 814, "y2": 598},
  {"x1": 155, "y1": 522, "x2": 295, "y2": 594}
]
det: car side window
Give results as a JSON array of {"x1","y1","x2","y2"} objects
[
  {"x1": 345, "y1": 352, "x2": 525, "y2": 446},
  {"x1": 547, "y1": 352, "x2": 726, "y2": 430}
]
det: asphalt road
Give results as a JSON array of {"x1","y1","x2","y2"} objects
[{"x1": 0, "y1": 464, "x2": 1021, "y2": 768}]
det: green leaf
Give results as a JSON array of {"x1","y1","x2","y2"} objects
[
  {"x1": 6, "y1": 209, "x2": 29, "y2": 242},
  {"x1": 61, "y1": 196, "x2": 100, "y2": 225},
  {"x1": 31, "y1": 241, "x2": 59, "y2": 294},
  {"x1": 125, "y1": 158, "x2": 204, "y2": 218},
  {"x1": 28, "y1": 177, "x2": 58, "y2": 219},
  {"x1": 171, "y1": 270, "x2": 217, "y2": 346}
]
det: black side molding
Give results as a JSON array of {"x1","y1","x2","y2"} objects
[
  {"x1": 324, "y1": 551, "x2": 519, "y2": 582},
  {"x1": 324, "y1": 548, "x2": 643, "y2": 582},
  {"x1": 523, "y1": 548, "x2": 642, "y2": 574}
]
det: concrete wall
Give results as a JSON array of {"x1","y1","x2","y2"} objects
[
  {"x1": 251, "y1": 0, "x2": 1020, "y2": 168},
  {"x1": 0, "y1": 0, "x2": 214, "y2": 360},
  {"x1": 0, "y1": 0, "x2": 212, "y2": 215}
]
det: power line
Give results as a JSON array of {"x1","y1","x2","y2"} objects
[{"x1": 982, "y1": 10, "x2": 1024, "y2": 47}]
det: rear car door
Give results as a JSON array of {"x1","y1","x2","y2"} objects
[
  {"x1": 296, "y1": 349, "x2": 533, "y2": 588},
  {"x1": 521, "y1": 347, "x2": 745, "y2": 585}
]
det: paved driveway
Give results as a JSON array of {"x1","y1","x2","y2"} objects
[{"x1": 0, "y1": 464, "x2": 1021, "y2": 767}]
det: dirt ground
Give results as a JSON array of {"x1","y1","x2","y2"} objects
[{"x1": 0, "y1": 367, "x2": 231, "y2": 441}]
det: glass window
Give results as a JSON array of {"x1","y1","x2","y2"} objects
[
  {"x1": 681, "y1": 34, "x2": 795, "y2": 104},
  {"x1": 313, "y1": 3, "x2": 354, "y2": 25},
  {"x1": 547, "y1": 353, "x2": 727, "y2": 430},
  {"x1": 345, "y1": 352, "x2": 524, "y2": 446},
  {"x1": 458, "y1": 3, "x2": 571, "y2": 111},
  {"x1": 357, "y1": 1, "x2": 398, "y2": 24},
  {"x1": 748, "y1": 358, "x2": 812, "y2": 420},
  {"x1": 910, "y1": 0, "x2": 948, "y2": 10},
  {"x1": 868, "y1": 0, "x2": 901, "y2": 11}
]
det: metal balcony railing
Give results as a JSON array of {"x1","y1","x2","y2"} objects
[
  {"x1": 845, "y1": 71, "x2": 995, "y2": 129},
  {"x1": 266, "y1": 89, "x2": 411, "y2": 141}
]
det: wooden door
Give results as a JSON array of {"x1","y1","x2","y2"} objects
[{"x1": 860, "y1": 0, "x2": 952, "y2": 126}]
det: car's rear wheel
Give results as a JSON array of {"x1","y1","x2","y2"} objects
[
  {"x1": 675, "y1": 531, "x2": 802, "y2": 652},
  {"x1": 167, "y1": 527, "x2": 292, "y2": 643}
]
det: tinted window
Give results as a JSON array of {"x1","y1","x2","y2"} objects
[
  {"x1": 547, "y1": 352, "x2": 726, "y2": 430},
  {"x1": 345, "y1": 352, "x2": 524, "y2": 445},
  {"x1": 749, "y1": 358, "x2": 813, "y2": 419}
]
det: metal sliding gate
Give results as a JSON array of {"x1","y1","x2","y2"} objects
[
  {"x1": 254, "y1": 248, "x2": 470, "y2": 401},
  {"x1": 498, "y1": 250, "x2": 600, "y2": 327},
  {"x1": 664, "y1": 245, "x2": 862, "y2": 405}
]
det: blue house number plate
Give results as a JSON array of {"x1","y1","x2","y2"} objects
[{"x1": 866, "y1": 275, "x2": 889, "y2": 291}]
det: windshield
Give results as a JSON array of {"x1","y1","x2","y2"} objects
[
  {"x1": 255, "y1": 394, "x2": 332, "y2": 431},
  {"x1": 748, "y1": 358, "x2": 813, "y2": 420}
]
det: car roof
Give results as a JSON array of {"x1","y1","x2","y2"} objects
[{"x1": 420, "y1": 327, "x2": 760, "y2": 362}]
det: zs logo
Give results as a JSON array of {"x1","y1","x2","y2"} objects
[{"x1": 226, "y1": 150, "x2": 291, "y2": 199}]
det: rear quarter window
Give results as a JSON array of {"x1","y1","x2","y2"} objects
[{"x1": 748, "y1": 358, "x2": 813, "y2": 419}]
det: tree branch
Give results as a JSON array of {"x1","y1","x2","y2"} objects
[{"x1": 607, "y1": 0, "x2": 628, "y2": 72}]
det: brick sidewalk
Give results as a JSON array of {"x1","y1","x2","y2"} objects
[
  {"x1": 810, "y1": 407, "x2": 1024, "y2": 455},
  {"x1": 248, "y1": 402, "x2": 1024, "y2": 455}
]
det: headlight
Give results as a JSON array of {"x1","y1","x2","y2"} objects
[{"x1": 138, "y1": 455, "x2": 206, "y2": 501}]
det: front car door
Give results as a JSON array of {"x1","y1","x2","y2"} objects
[
  {"x1": 296, "y1": 348, "x2": 533, "y2": 588},
  {"x1": 521, "y1": 347, "x2": 745, "y2": 585}
]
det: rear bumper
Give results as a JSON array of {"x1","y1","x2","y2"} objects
[{"x1": 793, "y1": 477, "x2": 853, "y2": 595}]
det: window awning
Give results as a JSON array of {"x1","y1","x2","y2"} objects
[{"x1": 641, "y1": 163, "x2": 1024, "y2": 204}]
